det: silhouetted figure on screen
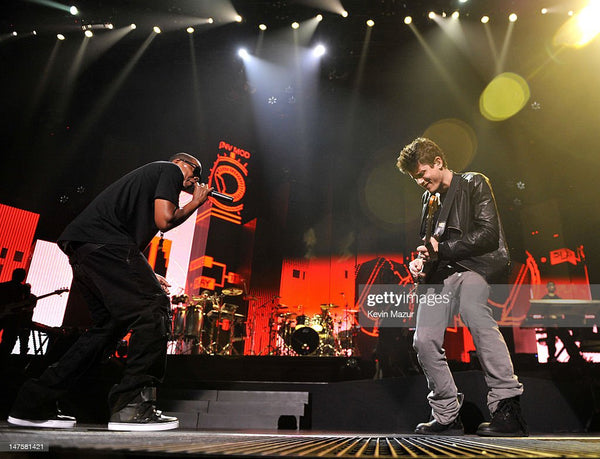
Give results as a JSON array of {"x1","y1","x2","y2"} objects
[{"x1": 0, "y1": 268, "x2": 36, "y2": 359}]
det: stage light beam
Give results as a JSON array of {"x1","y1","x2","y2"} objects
[
  {"x1": 313, "y1": 44, "x2": 326, "y2": 57},
  {"x1": 238, "y1": 48, "x2": 249, "y2": 59}
]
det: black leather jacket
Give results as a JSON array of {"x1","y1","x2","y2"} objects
[{"x1": 419, "y1": 172, "x2": 510, "y2": 283}]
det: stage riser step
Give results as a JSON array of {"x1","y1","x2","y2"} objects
[
  {"x1": 160, "y1": 389, "x2": 309, "y2": 404},
  {"x1": 160, "y1": 389, "x2": 309, "y2": 430}
]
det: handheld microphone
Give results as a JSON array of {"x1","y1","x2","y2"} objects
[{"x1": 209, "y1": 190, "x2": 234, "y2": 202}]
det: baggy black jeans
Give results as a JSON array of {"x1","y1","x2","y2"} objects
[{"x1": 11, "y1": 243, "x2": 170, "y2": 419}]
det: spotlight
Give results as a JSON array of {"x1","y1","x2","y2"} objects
[
  {"x1": 105, "y1": 23, "x2": 114, "y2": 29},
  {"x1": 459, "y1": 0, "x2": 468, "y2": 3},
  {"x1": 428, "y1": 11, "x2": 436, "y2": 19},
  {"x1": 208, "y1": 18, "x2": 214, "y2": 24},
  {"x1": 238, "y1": 48, "x2": 249, "y2": 59},
  {"x1": 12, "y1": 31, "x2": 17, "y2": 36},
  {"x1": 541, "y1": 8, "x2": 548, "y2": 14},
  {"x1": 341, "y1": 10, "x2": 349, "y2": 18},
  {"x1": 313, "y1": 44, "x2": 326, "y2": 57},
  {"x1": 187, "y1": 27, "x2": 194, "y2": 33},
  {"x1": 509, "y1": 13, "x2": 518, "y2": 22},
  {"x1": 84, "y1": 30, "x2": 93, "y2": 37},
  {"x1": 57, "y1": 33, "x2": 65, "y2": 40},
  {"x1": 366, "y1": 19, "x2": 375, "y2": 27},
  {"x1": 33, "y1": 30, "x2": 37, "y2": 35},
  {"x1": 153, "y1": 26, "x2": 161, "y2": 33},
  {"x1": 259, "y1": 24, "x2": 267, "y2": 31},
  {"x1": 70, "y1": 5, "x2": 78, "y2": 15},
  {"x1": 234, "y1": 15, "x2": 242, "y2": 22},
  {"x1": 481, "y1": 15, "x2": 490, "y2": 23},
  {"x1": 452, "y1": 11, "x2": 460, "y2": 19},
  {"x1": 130, "y1": 23, "x2": 136, "y2": 29},
  {"x1": 291, "y1": 22, "x2": 299, "y2": 29},
  {"x1": 316, "y1": 14, "x2": 323, "y2": 22},
  {"x1": 442, "y1": 12, "x2": 447, "y2": 17},
  {"x1": 568, "y1": 10, "x2": 574, "y2": 16}
]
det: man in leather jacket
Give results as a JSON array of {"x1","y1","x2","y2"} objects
[{"x1": 397, "y1": 137, "x2": 527, "y2": 436}]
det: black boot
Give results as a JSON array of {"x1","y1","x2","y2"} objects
[
  {"x1": 477, "y1": 396, "x2": 528, "y2": 437},
  {"x1": 415, "y1": 417, "x2": 464, "y2": 435}
]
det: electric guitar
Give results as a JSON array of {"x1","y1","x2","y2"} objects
[
  {"x1": 0, "y1": 288, "x2": 69, "y2": 319},
  {"x1": 414, "y1": 193, "x2": 440, "y2": 285}
]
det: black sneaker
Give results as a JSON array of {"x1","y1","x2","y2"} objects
[
  {"x1": 8, "y1": 413, "x2": 76, "y2": 429},
  {"x1": 415, "y1": 417, "x2": 464, "y2": 435},
  {"x1": 477, "y1": 396, "x2": 528, "y2": 437},
  {"x1": 108, "y1": 389, "x2": 178, "y2": 432}
]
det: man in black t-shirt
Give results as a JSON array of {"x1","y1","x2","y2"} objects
[{"x1": 8, "y1": 153, "x2": 213, "y2": 431}]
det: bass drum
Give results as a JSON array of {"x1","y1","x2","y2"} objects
[{"x1": 290, "y1": 326, "x2": 320, "y2": 355}]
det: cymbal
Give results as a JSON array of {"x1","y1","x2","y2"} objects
[
  {"x1": 222, "y1": 288, "x2": 243, "y2": 296},
  {"x1": 243, "y1": 295, "x2": 259, "y2": 301},
  {"x1": 320, "y1": 303, "x2": 339, "y2": 309}
]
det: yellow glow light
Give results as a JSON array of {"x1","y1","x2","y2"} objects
[
  {"x1": 452, "y1": 11, "x2": 460, "y2": 19},
  {"x1": 428, "y1": 11, "x2": 436, "y2": 19},
  {"x1": 481, "y1": 15, "x2": 490, "y2": 23},
  {"x1": 554, "y1": 0, "x2": 600, "y2": 47},
  {"x1": 316, "y1": 14, "x2": 323, "y2": 22},
  {"x1": 341, "y1": 10, "x2": 348, "y2": 18},
  {"x1": 541, "y1": 8, "x2": 548, "y2": 14},
  {"x1": 234, "y1": 15, "x2": 242, "y2": 22},
  {"x1": 259, "y1": 24, "x2": 267, "y2": 31},
  {"x1": 291, "y1": 22, "x2": 299, "y2": 29},
  {"x1": 404, "y1": 16, "x2": 412, "y2": 24},
  {"x1": 480, "y1": 72, "x2": 530, "y2": 121},
  {"x1": 509, "y1": 13, "x2": 518, "y2": 22},
  {"x1": 153, "y1": 26, "x2": 161, "y2": 34},
  {"x1": 186, "y1": 27, "x2": 194, "y2": 33},
  {"x1": 84, "y1": 30, "x2": 93, "y2": 37},
  {"x1": 366, "y1": 19, "x2": 374, "y2": 27}
]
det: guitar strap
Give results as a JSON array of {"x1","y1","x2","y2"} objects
[{"x1": 432, "y1": 173, "x2": 460, "y2": 240}]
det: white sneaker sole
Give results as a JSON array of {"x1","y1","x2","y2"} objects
[
  {"x1": 7, "y1": 416, "x2": 76, "y2": 429},
  {"x1": 108, "y1": 420, "x2": 179, "y2": 431}
]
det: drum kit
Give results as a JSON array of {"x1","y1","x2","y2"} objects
[
  {"x1": 170, "y1": 288, "x2": 246, "y2": 355},
  {"x1": 272, "y1": 303, "x2": 359, "y2": 356}
]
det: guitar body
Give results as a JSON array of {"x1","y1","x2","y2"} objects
[{"x1": 415, "y1": 193, "x2": 440, "y2": 285}]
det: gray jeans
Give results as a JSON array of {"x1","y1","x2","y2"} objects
[{"x1": 413, "y1": 270, "x2": 523, "y2": 424}]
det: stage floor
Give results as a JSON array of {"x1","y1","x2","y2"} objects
[{"x1": 2, "y1": 425, "x2": 600, "y2": 458}]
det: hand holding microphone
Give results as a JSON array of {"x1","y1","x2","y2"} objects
[{"x1": 196, "y1": 182, "x2": 234, "y2": 202}]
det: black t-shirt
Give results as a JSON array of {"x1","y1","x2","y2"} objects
[{"x1": 58, "y1": 161, "x2": 183, "y2": 250}]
